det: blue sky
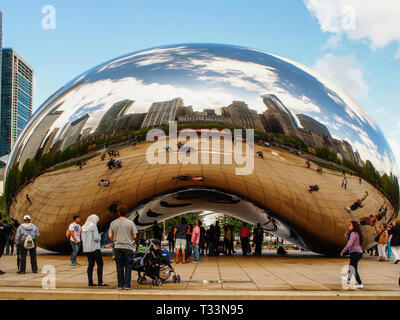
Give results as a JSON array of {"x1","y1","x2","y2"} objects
[{"x1": 1, "y1": 0, "x2": 400, "y2": 168}]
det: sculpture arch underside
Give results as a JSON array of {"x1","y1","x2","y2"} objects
[{"x1": 10, "y1": 140, "x2": 394, "y2": 255}]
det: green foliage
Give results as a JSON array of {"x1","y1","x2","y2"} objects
[
  {"x1": 315, "y1": 147, "x2": 342, "y2": 165},
  {"x1": 0, "y1": 194, "x2": 8, "y2": 220},
  {"x1": 216, "y1": 214, "x2": 252, "y2": 235},
  {"x1": 4, "y1": 163, "x2": 21, "y2": 207},
  {"x1": 164, "y1": 212, "x2": 203, "y2": 234}
]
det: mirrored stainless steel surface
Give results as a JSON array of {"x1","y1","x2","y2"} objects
[{"x1": 5, "y1": 43, "x2": 398, "y2": 254}]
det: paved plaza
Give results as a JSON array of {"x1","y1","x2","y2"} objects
[{"x1": 0, "y1": 248, "x2": 399, "y2": 300}]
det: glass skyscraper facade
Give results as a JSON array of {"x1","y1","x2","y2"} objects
[{"x1": 1, "y1": 48, "x2": 33, "y2": 157}]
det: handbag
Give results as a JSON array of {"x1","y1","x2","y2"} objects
[{"x1": 374, "y1": 230, "x2": 384, "y2": 243}]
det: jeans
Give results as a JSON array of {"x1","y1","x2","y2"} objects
[
  {"x1": 349, "y1": 252, "x2": 363, "y2": 285},
  {"x1": 19, "y1": 243, "x2": 38, "y2": 273},
  {"x1": 70, "y1": 241, "x2": 81, "y2": 263},
  {"x1": 185, "y1": 239, "x2": 191, "y2": 261},
  {"x1": 86, "y1": 250, "x2": 104, "y2": 285},
  {"x1": 114, "y1": 248, "x2": 134, "y2": 288},
  {"x1": 193, "y1": 243, "x2": 199, "y2": 262},
  {"x1": 5, "y1": 238, "x2": 14, "y2": 254}
]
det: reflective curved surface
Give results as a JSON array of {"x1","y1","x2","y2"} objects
[{"x1": 5, "y1": 43, "x2": 399, "y2": 254}]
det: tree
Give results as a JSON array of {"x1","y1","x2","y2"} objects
[
  {"x1": 164, "y1": 212, "x2": 203, "y2": 234},
  {"x1": 216, "y1": 214, "x2": 252, "y2": 235}
]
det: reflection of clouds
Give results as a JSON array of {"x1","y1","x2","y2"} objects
[
  {"x1": 33, "y1": 44, "x2": 395, "y2": 174},
  {"x1": 266, "y1": 50, "x2": 378, "y2": 131}
]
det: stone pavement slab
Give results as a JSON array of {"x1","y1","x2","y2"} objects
[{"x1": 0, "y1": 248, "x2": 399, "y2": 299}]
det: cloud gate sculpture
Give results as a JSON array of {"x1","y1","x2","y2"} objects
[{"x1": 5, "y1": 43, "x2": 399, "y2": 254}]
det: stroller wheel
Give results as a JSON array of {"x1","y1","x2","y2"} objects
[
  {"x1": 155, "y1": 278, "x2": 162, "y2": 287},
  {"x1": 173, "y1": 275, "x2": 181, "y2": 283},
  {"x1": 138, "y1": 276, "x2": 147, "y2": 284}
]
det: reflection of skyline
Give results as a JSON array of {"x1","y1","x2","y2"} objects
[
  {"x1": 36, "y1": 93, "x2": 363, "y2": 169},
  {"x1": 11, "y1": 44, "x2": 396, "y2": 175}
]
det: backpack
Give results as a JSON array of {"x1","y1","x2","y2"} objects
[
  {"x1": 24, "y1": 234, "x2": 35, "y2": 249},
  {"x1": 66, "y1": 227, "x2": 71, "y2": 239}
]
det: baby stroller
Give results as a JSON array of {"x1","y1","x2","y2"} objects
[{"x1": 132, "y1": 239, "x2": 180, "y2": 287}]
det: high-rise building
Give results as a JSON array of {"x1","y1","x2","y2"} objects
[
  {"x1": 296, "y1": 114, "x2": 331, "y2": 138},
  {"x1": 58, "y1": 114, "x2": 89, "y2": 151},
  {"x1": 221, "y1": 101, "x2": 264, "y2": 130},
  {"x1": 0, "y1": 11, "x2": 3, "y2": 112},
  {"x1": 261, "y1": 94, "x2": 299, "y2": 137},
  {"x1": 94, "y1": 99, "x2": 133, "y2": 137},
  {"x1": 1, "y1": 48, "x2": 33, "y2": 156},
  {"x1": 141, "y1": 97, "x2": 184, "y2": 128}
]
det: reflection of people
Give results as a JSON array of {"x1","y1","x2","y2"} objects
[
  {"x1": 345, "y1": 191, "x2": 368, "y2": 213},
  {"x1": 341, "y1": 177, "x2": 348, "y2": 190},
  {"x1": 316, "y1": 166, "x2": 322, "y2": 174},
  {"x1": 309, "y1": 185, "x2": 319, "y2": 193},
  {"x1": 26, "y1": 194, "x2": 32, "y2": 205},
  {"x1": 306, "y1": 160, "x2": 311, "y2": 168},
  {"x1": 99, "y1": 179, "x2": 110, "y2": 186},
  {"x1": 340, "y1": 221, "x2": 364, "y2": 289},
  {"x1": 360, "y1": 215, "x2": 377, "y2": 226}
]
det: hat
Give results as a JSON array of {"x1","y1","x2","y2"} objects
[{"x1": 23, "y1": 215, "x2": 31, "y2": 220}]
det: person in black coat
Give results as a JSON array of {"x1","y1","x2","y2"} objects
[{"x1": 389, "y1": 219, "x2": 400, "y2": 264}]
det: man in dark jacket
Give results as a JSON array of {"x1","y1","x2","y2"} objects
[
  {"x1": 0, "y1": 221, "x2": 8, "y2": 274},
  {"x1": 389, "y1": 219, "x2": 400, "y2": 264}
]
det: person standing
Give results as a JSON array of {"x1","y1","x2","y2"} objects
[
  {"x1": 199, "y1": 222, "x2": 206, "y2": 256},
  {"x1": 388, "y1": 219, "x2": 400, "y2": 264},
  {"x1": 239, "y1": 223, "x2": 251, "y2": 256},
  {"x1": 185, "y1": 224, "x2": 192, "y2": 263},
  {"x1": 69, "y1": 215, "x2": 82, "y2": 266},
  {"x1": 0, "y1": 221, "x2": 7, "y2": 274},
  {"x1": 223, "y1": 226, "x2": 230, "y2": 255},
  {"x1": 167, "y1": 230, "x2": 175, "y2": 254},
  {"x1": 152, "y1": 221, "x2": 162, "y2": 242},
  {"x1": 81, "y1": 214, "x2": 108, "y2": 287},
  {"x1": 15, "y1": 215, "x2": 40, "y2": 274},
  {"x1": 173, "y1": 217, "x2": 189, "y2": 264},
  {"x1": 1, "y1": 221, "x2": 12, "y2": 255},
  {"x1": 108, "y1": 205, "x2": 137, "y2": 290},
  {"x1": 375, "y1": 223, "x2": 389, "y2": 261},
  {"x1": 341, "y1": 177, "x2": 348, "y2": 190},
  {"x1": 253, "y1": 223, "x2": 264, "y2": 256},
  {"x1": 340, "y1": 221, "x2": 364, "y2": 289},
  {"x1": 191, "y1": 220, "x2": 201, "y2": 263},
  {"x1": 6, "y1": 223, "x2": 16, "y2": 255}
]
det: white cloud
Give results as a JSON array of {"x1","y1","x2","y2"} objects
[
  {"x1": 388, "y1": 137, "x2": 400, "y2": 175},
  {"x1": 304, "y1": 0, "x2": 400, "y2": 58},
  {"x1": 312, "y1": 54, "x2": 369, "y2": 100}
]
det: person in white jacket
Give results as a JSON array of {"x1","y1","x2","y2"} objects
[{"x1": 81, "y1": 214, "x2": 107, "y2": 287}]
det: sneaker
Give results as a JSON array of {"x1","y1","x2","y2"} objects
[
  {"x1": 17, "y1": 271, "x2": 25, "y2": 274},
  {"x1": 117, "y1": 287, "x2": 123, "y2": 290},
  {"x1": 98, "y1": 283, "x2": 109, "y2": 287},
  {"x1": 74, "y1": 262, "x2": 81, "y2": 266},
  {"x1": 88, "y1": 283, "x2": 97, "y2": 287},
  {"x1": 123, "y1": 287, "x2": 132, "y2": 290},
  {"x1": 70, "y1": 262, "x2": 76, "y2": 266},
  {"x1": 354, "y1": 284, "x2": 364, "y2": 289}
]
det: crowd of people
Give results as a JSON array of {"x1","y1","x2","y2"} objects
[{"x1": 1, "y1": 211, "x2": 399, "y2": 290}]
